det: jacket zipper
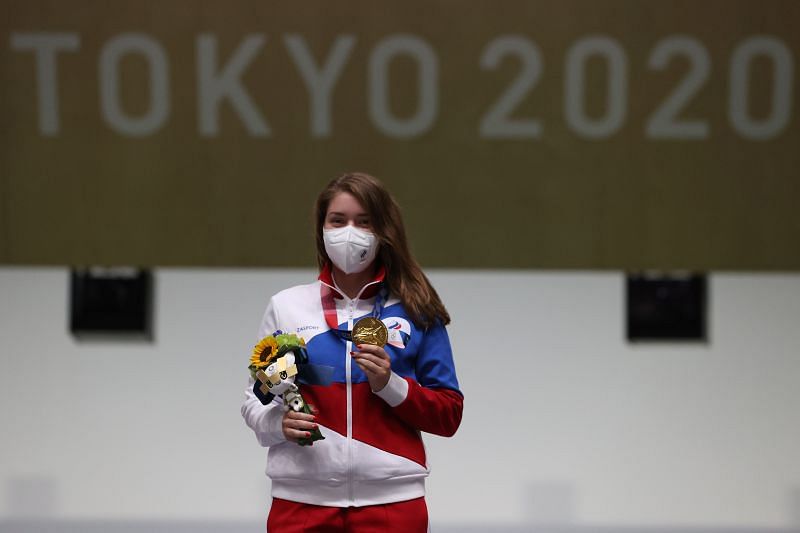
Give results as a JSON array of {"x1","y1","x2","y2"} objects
[
  {"x1": 345, "y1": 298, "x2": 354, "y2": 504},
  {"x1": 321, "y1": 278, "x2": 382, "y2": 506}
]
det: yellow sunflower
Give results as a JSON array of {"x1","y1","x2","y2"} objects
[{"x1": 250, "y1": 336, "x2": 279, "y2": 370}]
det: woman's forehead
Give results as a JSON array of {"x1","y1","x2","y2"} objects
[{"x1": 327, "y1": 192, "x2": 368, "y2": 215}]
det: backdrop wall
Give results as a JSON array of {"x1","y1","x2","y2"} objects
[{"x1": 1, "y1": 268, "x2": 799, "y2": 529}]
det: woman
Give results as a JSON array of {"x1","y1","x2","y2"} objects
[{"x1": 242, "y1": 172, "x2": 463, "y2": 532}]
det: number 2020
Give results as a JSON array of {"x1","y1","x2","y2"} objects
[{"x1": 480, "y1": 34, "x2": 794, "y2": 141}]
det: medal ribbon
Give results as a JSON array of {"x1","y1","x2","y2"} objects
[{"x1": 320, "y1": 283, "x2": 386, "y2": 343}]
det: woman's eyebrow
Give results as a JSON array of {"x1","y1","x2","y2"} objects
[{"x1": 328, "y1": 211, "x2": 369, "y2": 217}]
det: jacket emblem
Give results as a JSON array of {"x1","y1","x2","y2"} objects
[{"x1": 382, "y1": 317, "x2": 411, "y2": 349}]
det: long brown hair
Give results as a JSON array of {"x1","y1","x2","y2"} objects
[{"x1": 314, "y1": 172, "x2": 450, "y2": 328}]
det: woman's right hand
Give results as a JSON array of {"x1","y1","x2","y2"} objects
[{"x1": 282, "y1": 409, "x2": 318, "y2": 444}]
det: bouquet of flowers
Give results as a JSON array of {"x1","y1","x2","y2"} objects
[{"x1": 249, "y1": 331, "x2": 324, "y2": 446}]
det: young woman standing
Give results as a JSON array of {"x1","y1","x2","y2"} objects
[{"x1": 242, "y1": 172, "x2": 463, "y2": 532}]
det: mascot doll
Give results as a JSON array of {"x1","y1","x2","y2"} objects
[{"x1": 248, "y1": 332, "x2": 327, "y2": 446}]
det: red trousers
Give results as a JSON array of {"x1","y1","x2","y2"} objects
[{"x1": 267, "y1": 497, "x2": 428, "y2": 532}]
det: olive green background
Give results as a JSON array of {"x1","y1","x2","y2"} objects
[{"x1": 1, "y1": 0, "x2": 798, "y2": 269}]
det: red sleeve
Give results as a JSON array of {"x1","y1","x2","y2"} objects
[{"x1": 392, "y1": 378, "x2": 463, "y2": 437}]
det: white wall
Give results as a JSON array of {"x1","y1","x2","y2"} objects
[{"x1": 1, "y1": 268, "x2": 799, "y2": 528}]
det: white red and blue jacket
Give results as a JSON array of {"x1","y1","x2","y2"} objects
[{"x1": 241, "y1": 265, "x2": 463, "y2": 507}]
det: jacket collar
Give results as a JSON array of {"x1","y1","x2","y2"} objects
[{"x1": 318, "y1": 262, "x2": 386, "y2": 300}]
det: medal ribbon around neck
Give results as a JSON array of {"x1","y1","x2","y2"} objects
[{"x1": 320, "y1": 283, "x2": 388, "y2": 347}]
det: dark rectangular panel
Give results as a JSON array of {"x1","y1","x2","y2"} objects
[
  {"x1": 627, "y1": 273, "x2": 707, "y2": 342},
  {"x1": 70, "y1": 268, "x2": 153, "y2": 339}
]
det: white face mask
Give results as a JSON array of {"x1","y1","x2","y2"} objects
[{"x1": 323, "y1": 225, "x2": 379, "y2": 274}]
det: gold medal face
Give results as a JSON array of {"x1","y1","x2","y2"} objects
[{"x1": 351, "y1": 317, "x2": 388, "y2": 347}]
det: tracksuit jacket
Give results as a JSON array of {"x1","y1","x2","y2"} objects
[{"x1": 241, "y1": 265, "x2": 463, "y2": 507}]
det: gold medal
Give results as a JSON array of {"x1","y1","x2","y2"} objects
[{"x1": 351, "y1": 317, "x2": 388, "y2": 347}]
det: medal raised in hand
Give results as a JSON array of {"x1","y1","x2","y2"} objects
[{"x1": 351, "y1": 317, "x2": 388, "y2": 347}]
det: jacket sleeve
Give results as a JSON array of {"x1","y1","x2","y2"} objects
[
  {"x1": 374, "y1": 321, "x2": 464, "y2": 437},
  {"x1": 240, "y1": 297, "x2": 287, "y2": 447}
]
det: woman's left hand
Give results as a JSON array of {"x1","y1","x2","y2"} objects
[{"x1": 351, "y1": 344, "x2": 392, "y2": 392}]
